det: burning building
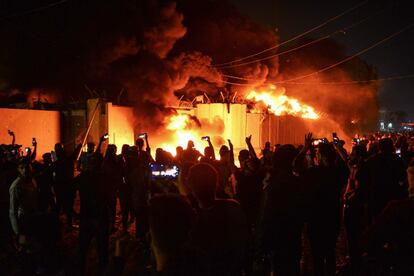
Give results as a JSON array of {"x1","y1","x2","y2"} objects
[
  {"x1": 153, "y1": 85, "x2": 323, "y2": 155},
  {"x1": 157, "y1": 102, "x2": 316, "y2": 155},
  {"x1": 0, "y1": 91, "x2": 320, "y2": 159},
  {"x1": 82, "y1": 92, "x2": 321, "y2": 156}
]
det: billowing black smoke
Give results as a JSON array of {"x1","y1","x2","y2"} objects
[{"x1": 0, "y1": 0, "x2": 378, "y2": 135}]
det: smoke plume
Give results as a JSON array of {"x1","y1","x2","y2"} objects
[
  {"x1": 278, "y1": 38, "x2": 379, "y2": 134},
  {"x1": 0, "y1": 0, "x2": 379, "y2": 138}
]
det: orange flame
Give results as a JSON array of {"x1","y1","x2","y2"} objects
[
  {"x1": 247, "y1": 85, "x2": 319, "y2": 119},
  {"x1": 158, "y1": 85, "x2": 319, "y2": 156},
  {"x1": 160, "y1": 114, "x2": 204, "y2": 155}
]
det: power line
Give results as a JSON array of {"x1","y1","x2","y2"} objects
[
  {"x1": 0, "y1": 0, "x2": 68, "y2": 21},
  {"x1": 217, "y1": 80, "x2": 248, "y2": 86},
  {"x1": 218, "y1": 36, "x2": 330, "y2": 70},
  {"x1": 212, "y1": 0, "x2": 369, "y2": 67},
  {"x1": 220, "y1": 23, "x2": 413, "y2": 86},
  {"x1": 216, "y1": 7, "x2": 384, "y2": 70},
  {"x1": 279, "y1": 23, "x2": 413, "y2": 84},
  {"x1": 222, "y1": 74, "x2": 414, "y2": 86},
  {"x1": 219, "y1": 72, "x2": 414, "y2": 87},
  {"x1": 283, "y1": 73, "x2": 414, "y2": 85}
]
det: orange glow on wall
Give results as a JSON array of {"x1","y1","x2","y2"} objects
[
  {"x1": 107, "y1": 103, "x2": 135, "y2": 153},
  {"x1": 0, "y1": 108, "x2": 60, "y2": 159}
]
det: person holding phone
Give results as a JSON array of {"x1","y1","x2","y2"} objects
[
  {"x1": 332, "y1": 133, "x2": 348, "y2": 163},
  {"x1": 131, "y1": 133, "x2": 153, "y2": 243},
  {"x1": 200, "y1": 136, "x2": 216, "y2": 164},
  {"x1": 77, "y1": 142, "x2": 96, "y2": 172},
  {"x1": 293, "y1": 133, "x2": 349, "y2": 276}
]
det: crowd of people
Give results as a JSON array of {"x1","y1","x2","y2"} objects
[{"x1": 0, "y1": 129, "x2": 413, "y2": 275}]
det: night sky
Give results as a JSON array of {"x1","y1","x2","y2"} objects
[{"x1": 232, "y1": 0, "x2": 414, "y2": 119}]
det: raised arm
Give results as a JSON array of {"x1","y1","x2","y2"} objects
[
  {"x1": 30, "y1": 138, "x2": 37, "y2": 162},
  {"x1": 228, "y1": 139, "x2": 234, "y2": 166},
  {"x1": 8, "y1": 130, "x2": 15, "y2": 146},
  {"x1": 333, "y1": 136, "x2": 348, "y2": 163},
  {"x1": 207, "y1": 136, "x2": 216, "y2": 160},
  {"x1": 293, "y1": 133, "x2": 313, "y2": 175},
  {"x1": 245, "y1": 135, "x2": 258, "y2": 160},
  {"x1": 144, "y1": 134, "x2": 155, "y2": 163},
  {"x1": 96, "y1": 133, "x2": 108, "y2": 154},
  {"x1": 145, "y1": 134, "x2": 151, "y2": 154}
]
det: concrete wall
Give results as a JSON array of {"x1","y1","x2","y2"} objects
[
  {"x1": 261, "y1": 114, "x2": 309, "y2": 146},
  {"x1": 85, "y1": 100, "x2": 136, "y2": 154},
  {"x1": 195, "y1": 104, "x2": 310, "y2": 152},
  {"x1": 0, "y1": 108, "x2": 60, "y2": 159},
  {"x1": 82, "y1": 100, "x2": 311, "y2": 156},
  {"x1": 107, "y1": 103, "x2": 135, "y2": 153},
  {"x1": 195, "y1": 103, "x2": 248, "y2": 151},
  {"x1": 61, "y1": 108, "x2": 87, "y2": 152},
  {"x1": 246, "y1": 112, "x2": 263, "y2": 149}
]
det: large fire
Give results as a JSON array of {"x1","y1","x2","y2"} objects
[
  {"x1": 246, "y1": 85, "x2": 319, "y2": 120},
  {"x1": 160, "y1": 114, "x2": 204, "y2": 155},
  {"x1": 158, "y1": 85, "x2": 320, "y2": 156}
]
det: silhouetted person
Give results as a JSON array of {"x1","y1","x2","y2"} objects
[
  {"x1": 118, "y1": 144, "x2": 132, "y2": 232},
  {"x1": 200, "y1": 136, "x2": 216, "y2": 164},
  {"x1": 367, "y1": 139, "x2": 379, "y2": 158},
  {"x1": 132, "y1": 135, "x2": 152, "y2": 243},
  {"x1": 188, "y1": 163, "x2": 248, "y2": 275},
  {"x1": 155, "y1": 148, "x2": 173, "y2": 165},
  {"x1": 9, "y1": 159, "x2": 53, "y2": 275},
  {"x1": 9, "y1": 159, "x2": 39, "y2": 237},
  {"x1": 395, "y1": 135, "x2": 410, "y2": 167},
  {"x1": 77, "y1": 142, "x2": 95, "y2": 172},
  {"x1": 148, "y1": 194, "x2": 208, "y2": 275},
  {"x1": 361, "y1": 166, "x2": 414, "y2": 275},
  {"x1": 234, "y1": 148, "x2": 263, "y2": 228},
  {"x1": 0, "y1": 144, "x2": 18, "y2": 244},
  {"x1": 257, "y1": 144, "x2": 305, "y2": 276},
  {"x1": 182, "y1": 140, "x2": 202, "y2": 163},
  {"x1": 343, "y1": 144, "x2": 368, "y2": 272},
  {"x1": 174, "y1": 146, "x2": 184, "y2": 164},
  {"x1": 215, "y1": 140, "x2": 236, "y2": 198},
  {"x1": 274, "y1": 143, "x2": 281, "y2": 152},
  {"x1": 260, "y1": 141, "x2": 273, "y2": 172},
  {"x1": 33, "y1": 153, "x2": 56, "y2": 212},
  {"x1": 102, "y1": 144, "x2": 122, "y2": 232},
  {"x1": 294, "y1": 133, "x2": 348, "y2": 276},
  {"x1": 77, "y1": 153, "x2": 110, "y2": 274},
  {"x1": 53, "y1": 142, "x2": 80, "y2": 229},
  {"x1": 233, "y1": 147, "x2": 262, "y2": 275},
  {"x1": 360, "y1": 138, "x2": 408, "y2": 221}
]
